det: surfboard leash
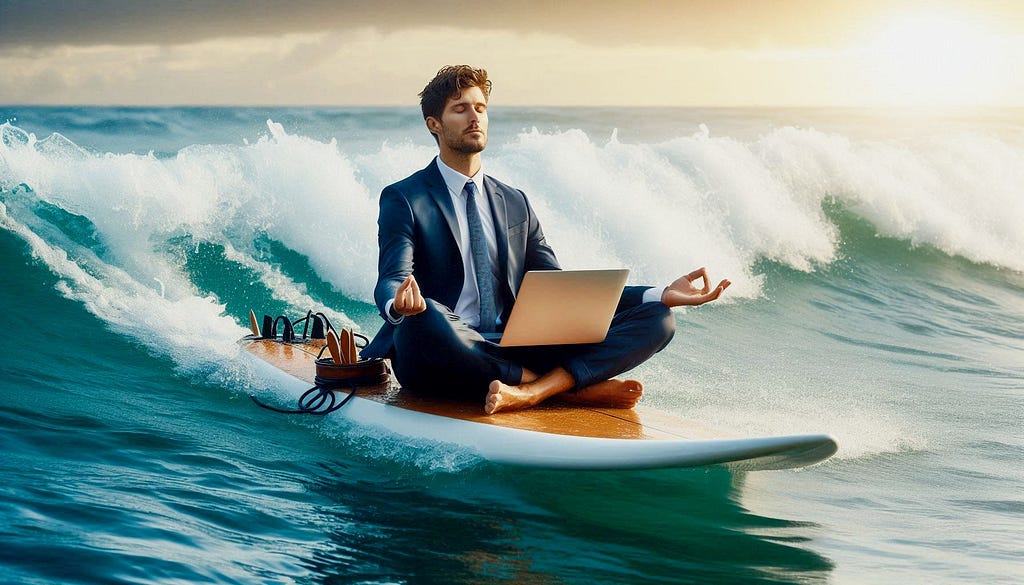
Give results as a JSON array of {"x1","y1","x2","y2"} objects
[
  {"x1": 249, "y1": 380, "x2": 363, "y2": 415},
  {"x1": 248, "y1": 352, "x2": 390, "y2": 415},
  {"x1": 248, "y1": 310, "x2": 390, "y2": 415}
]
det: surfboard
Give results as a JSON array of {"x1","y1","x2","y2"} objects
[{"x1": 241, "y1": 337, "x2": 838, "y2": 471}]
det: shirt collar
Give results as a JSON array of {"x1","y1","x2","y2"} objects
[{"x1": 435, "y1": 156, "x2": 484, "y2": 198}]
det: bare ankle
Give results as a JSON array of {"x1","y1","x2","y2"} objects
[{"x1": 520, "y1": 367, "x2": 538, "y2": 384}]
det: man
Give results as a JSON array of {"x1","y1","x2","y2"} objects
[{"x1": 362, "y1": 65, "x2": 730, "y2": 414}]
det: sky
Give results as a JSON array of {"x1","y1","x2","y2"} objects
[{"x1": 2, "y1": 0, "x2": 1024, "y2": 107}]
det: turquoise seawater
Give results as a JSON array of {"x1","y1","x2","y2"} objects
[{"x1": 1, "y1": 106, "x2": 1022, "y2": 584}]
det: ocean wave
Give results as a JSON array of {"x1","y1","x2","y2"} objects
[
  {"x1": 4, "y1": 117, "x2": 1021, "y2": 299},
  {"x1": 3, "y1": 115, "x2": 1020, "y2": 333},
  {"x1": 488, "y1": 123, "x2": 1024, "y2": 281}
]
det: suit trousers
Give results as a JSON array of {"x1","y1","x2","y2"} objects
[{"x1": 391, "y1": 299, "x2": 676, "y2": 400}]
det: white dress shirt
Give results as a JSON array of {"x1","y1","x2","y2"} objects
[{"x1": 435, "y1": 156, "x2": 501, "y2": 329}]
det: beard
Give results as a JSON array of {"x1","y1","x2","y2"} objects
[
  {"x1": 440, "y1": 125, "x2": 487, "y2": 154},
  {"x1": 451, "y1": 139, "x2": 486, "y2": 154}
]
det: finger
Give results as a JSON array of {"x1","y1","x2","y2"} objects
[
  {"x1": 687, "y1": 267, "x2": 709, "y2": 292},
  {"x1": 395, "y1": 276, "x2": 411, "y2": 298},
  {"x1": 704, "y1": 280, "x2": 731, "y2": 302},
  {"x1": 394, "y1": 275, "x2": 413, "y2": 309},
  {"x1": 407, "y1": 276, "x2": 427, "y2": 311},
  {"x1": 396, "y1": 284, "x2": 412, "y2": 312},
  {"x1": 691, "y1": 268, "x2": 711, "y2": 294},
  {"x1": 411, "y1": 292, "x2": 427, "y2": 314}
]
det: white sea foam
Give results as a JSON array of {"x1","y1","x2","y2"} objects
[
  {"x1": 0, "y1": 199, "x2": 244, "y2": 374},
  {"x1": 757, "y1": 126, "x2": 1024, "y2": 271},
  {"x1": 489, "y1": 123, "x2": 1024, "y2": 282}
]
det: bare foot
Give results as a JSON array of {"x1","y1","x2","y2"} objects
[
  {"x1": 557, "y1": 378, "x2": 643, "y2": 409},
  {"x1": 485, "y1": 380, "x2": 545, "y2": 414},
  {"x1": 483, "y1": 367, "x2": 549, "y2": 414},
  {"x1": 485, "y1": 377, "x2": 643, "y2": 414}
]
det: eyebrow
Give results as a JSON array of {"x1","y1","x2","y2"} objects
[{"x1": 449, "y1": 96, "x2": 487, "y2": 109}]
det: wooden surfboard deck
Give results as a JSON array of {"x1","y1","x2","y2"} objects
[{"x1": 241, "y1": 337, "x2": 838, "y2": 470}]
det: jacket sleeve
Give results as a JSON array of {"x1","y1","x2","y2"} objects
[
  {"x1": 373, "y1": 185, "x2": 415, "y2": 318},
  {"x1": 616, "y1": 286, "x2": 654, "y2": 312}
]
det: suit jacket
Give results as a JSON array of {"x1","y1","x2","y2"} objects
[{"x1": 362, "y1": 158, "x2": 647, "y2": 359}]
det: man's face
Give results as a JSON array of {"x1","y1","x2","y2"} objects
[{"x1": 429, "y1": 85, "x2": 488, "y2": 154}]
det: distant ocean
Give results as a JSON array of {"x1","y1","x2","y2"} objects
[{"x1": 1, "y1": 105, "x2": 1021, "y2": 584}]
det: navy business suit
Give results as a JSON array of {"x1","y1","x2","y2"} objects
[{"x1": 363, "y1": 159, "x2": 674, "y2": 398}]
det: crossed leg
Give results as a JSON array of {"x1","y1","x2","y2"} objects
[{"x1": 393, "y1": 298, "x2": 670, "y2": 415}]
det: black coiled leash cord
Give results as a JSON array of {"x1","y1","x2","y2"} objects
[
  {"x1": 248, "y1": 316, "x2": 387, "y2": 415},
  {"x1": 249, "y1": 383, "x2": 359, "y2": 415}
]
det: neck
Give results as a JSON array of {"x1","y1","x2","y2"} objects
[{"x1": 438, "y1": 149, "x2": 481, "y2": 178}]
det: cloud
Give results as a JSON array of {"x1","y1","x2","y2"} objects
[
  {"x1": 3, "y1": 0, "x2": 1022, "y2": 107},
  {"x1": 0, "y1": 26, "x2": 885, "y2": 107},
  {"x1": 0, "y1": 0, "x2": 906, "y2": 50}
]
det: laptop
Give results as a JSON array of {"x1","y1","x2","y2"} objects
[{"x1": 496, "y1": 269, "x2": 629, "y2": 347}]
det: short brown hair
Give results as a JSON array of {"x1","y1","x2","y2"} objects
[{"x1": 419, "y1": 65, "x2": 491, "y2": 121}]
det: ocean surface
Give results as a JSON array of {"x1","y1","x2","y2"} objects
[{"x1": 1, "y1": 105, "x2": 1021, "y2": 584}]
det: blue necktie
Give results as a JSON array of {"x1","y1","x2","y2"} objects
[{"x1": 464, "y1": 180, "x2": 497, "y2": 332}]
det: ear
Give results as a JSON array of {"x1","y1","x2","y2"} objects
[{"x1": 425, "y1": 116, "x2": 441, "y2": 136}]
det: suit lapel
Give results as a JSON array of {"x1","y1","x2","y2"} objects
[{"x1": 425, "y1": 159, "x2": 461, "y2": 244}]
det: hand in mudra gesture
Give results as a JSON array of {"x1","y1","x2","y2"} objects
[
  {"x1": 661, "y1": 267, "x2": 731, "y2": 307},
  {"x1": 393, "y1": 275, "x2": 427, "y2": 317}
]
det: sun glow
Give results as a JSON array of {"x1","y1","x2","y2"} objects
[{"x1": 862, "y1": 10, "x2": 1004, "y2": 106}]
